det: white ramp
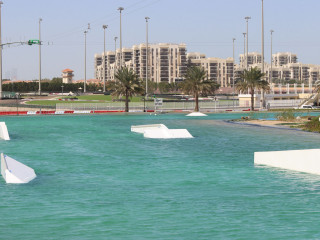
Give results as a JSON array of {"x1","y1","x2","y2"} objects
[
  {"x1": 254, "y1": 149, "x2": 320, "y2": 175},
  {"x1": 186, "y1": 112, "x2": 208, "y2": 117},
  {"x1": 0, "y1": 122, "x2": 10, "y2": 140},
  {"x1": 1, "y1": 153, "x2": 36, "y2": 183},
  {"x1": 131, "y1": 124, "x2": 193, "y2": 139}
]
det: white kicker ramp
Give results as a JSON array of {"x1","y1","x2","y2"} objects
[
  {"x1": 0, "y1": 122, "x2": 10, "y2": 140},
  {"x1": 1, "y1": 153, "x2": 36, "y2": 183},
  {"x1": 186, "y1": 112, "x2": 208, "y2": 117},
  {"x1": 131, "y1": 124, "x2": 193, "y2": 139},
  {"x1": 254, "y1": 149, "x2": 320, "y2": 175}
]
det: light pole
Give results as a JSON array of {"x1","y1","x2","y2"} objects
[
  {"x1": 61, "y1": 85, "x2": 64, "y2": 95},
  {"x1": 118, "y1": 7, "x2": 124, "y2": 69},
  {"x1": 0, "y1": 1, "x2": 3, "y2": 99},
  {"x1": 270, "y1": 30, "x2": 274, "y2": 83},
  {"x1": 102, "y1": 25, "x2": 108, "y2": 92},
  {"x1": 84, "y1": 30, "x2": 88, "y2": 93},
  {"x1": 39, "y1": 18, "x2": 42, "y2": 96},
  {"x1": 145, "y1": 17, "x2": 150, "y2": 100},
  {"x1": 242, "y1": 33, "x2": 246, "y2": 68},
  {"x1": 114, "y1": 36, "x2": 118, "y2": 53},
  {"x1": 261, "y1": 0, "x2": 265, "y2": 109},
  {"x1": 114, "y1": 36, "x2": 118, "y2": 78},
  {"x1": 245, "y1": 16, "x2": 251, "y2": 70},
  {"x1": 232, "y1": 38, "x2": 236, "y2": 110},
  {"x1": 261, "y1": 0, "x2": 264, "y2": 74}
]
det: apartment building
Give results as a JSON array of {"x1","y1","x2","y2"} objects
[
  {"x1": 188, "y1": 56, "x2": 234, "y2": 87},
  {"x1": 273, "y1": 52, "x2": 297, "y2": 67},
  {"x1": 94, "y1": 43, "x2": 187, "y2": 83},
  {"x1": 235, "y1": 52, "x2": 320, "y2": 85},
  {"x1": 239, "y1": 52, "x2": 262, "y2": 67}
]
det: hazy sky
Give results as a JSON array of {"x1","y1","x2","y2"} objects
[{"x1": 3, "y1": 0, "x2": 320, "y2": 80}]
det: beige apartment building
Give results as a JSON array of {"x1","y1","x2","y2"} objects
[
  {"x1": 187, "y1": 54, "x2": 234, "y2": 87},
  {"x1": 95, "y1": 43, "x2": 187, "y2": 83},
  {"x1": 235, "y1": 52, "x2": 320, "y2": 85}
]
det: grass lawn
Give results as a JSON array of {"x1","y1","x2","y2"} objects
[{"x1": 25, "y1": 95, "x2": 144, "y2": 106}]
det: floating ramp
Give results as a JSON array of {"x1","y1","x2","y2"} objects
[
  {"x1": 186, "y1": 112, "x2": 208, "y2": 117},
  {"x1": 131, "y1": 124, "x2": 193, "y2": 139},
  {"x1": 1, "y1": 153, "x2": 36, "y2": 183},
  {"x1": 254, "y1": 149, "x2": 320, "y2": 175},
  {"x1": 0, "y1": 122, "x2": 10, "y2": 140}
]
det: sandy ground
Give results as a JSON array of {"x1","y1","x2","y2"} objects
[{"x1": 244, "y1": 119, "x2": 290, "y2": 126}]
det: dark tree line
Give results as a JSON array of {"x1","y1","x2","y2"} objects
[{"x1": 2, "y1": 78, "x2": 103, "y2": 93}]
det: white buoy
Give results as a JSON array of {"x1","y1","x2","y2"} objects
[
  {"x1": 131, "y1": 124, "x2": 193, "y2": 139},
  {"x1": 0, "y1": 122, "x2": 10, "y2": 140},
  {"x1": 254, "y1": 149, "x2": 320, "y2": 175},
  {"x1": 1, "y1": 153, "x2": 36, "y2": 183},
  {"x1": 186, "y1": 112, "x2": 207, "y2": 117}
]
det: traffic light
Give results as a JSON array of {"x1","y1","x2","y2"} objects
[{"x1": 28, "y1": 40, "x2": 40, "y2": 45}]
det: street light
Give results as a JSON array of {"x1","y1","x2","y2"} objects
[
  {"x1": 245, "y1": 16, "x2": 251, "y2": 70},
  {"x1": 0, "y1": 1, "x2": 4, "y2": 99},
  {"x1": 39, "y1": 18, "x2": 42, "y2": 96},
  {"x1": 114, "y1": 36, "x2": 118, "y2": 53},
  {"x1": 270, "y1": 30, "x2": 274, "y2": 83},
  {"x1": 118, "y1": 7, "x2": 124, "y2": 69},
  {"x1": 84, "y1": 30, "x2": 88, "y2": 93},
  {"x1": 232, "y1": 37, "x2": 236, "y2": 111},
  {"x1": 61, "y1": 85, "x2": 64, "y2": 95},
  {"x1": 261, "y1": 0, "x2": 264, "y2": 74},
  {"x1": 261, "y1": 0, "x2": 265, "y2": 109},
  {"x1": 242, "y1": 33, "x2": 246, "y2": 68},
  {"x1": 102, "y1": 25, "x2": 108, "y2": 92},
  {"x1": 145, "y1": 16, "x2": 150, "y2": 111},
  {"x1": 114, "y1": 36, "x2": 118, "y2": 78}
]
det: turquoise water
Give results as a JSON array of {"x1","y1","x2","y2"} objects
[{"x1": 1, "y1": 113, "x2": 320, "y2": 239}]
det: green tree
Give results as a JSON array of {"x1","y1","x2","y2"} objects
[
  {"x1": 236, "y1": 67, "x2": 268, "y2": 111},
  {"x1": 158, "y1": 82, "x2": 170, "y2": 94},
  {"x1": 108, "y1": 67, "x2": 144, "y2": 112},
  {"x1": 181, "y1": 66, "x2": 219, "y2": 112}
]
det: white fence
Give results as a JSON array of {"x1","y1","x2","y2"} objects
[
  {"x1": 56, "y1": 100, "x2": 239, "y2": 111},
  {"x1": 56, "y1": 99, "x2": 302, "y2": 112}
]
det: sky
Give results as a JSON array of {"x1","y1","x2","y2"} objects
[{"x1": 2, "y1": 0, "x2": 320, "y2": 81}]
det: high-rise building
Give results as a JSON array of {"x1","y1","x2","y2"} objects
[
  {"x1": 188, "y1": 56, "x2": 234, "y2": 87},
  {"x1": 94, "y1": 43, "x2": 187, "y2": 83},
  {"x1": 273, "y1": 52, "x2": 297, "y2": 67}
]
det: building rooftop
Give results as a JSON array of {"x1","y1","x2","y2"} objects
[{"x1": 62, "y1": 69, "x2": 74, "y2": 73}]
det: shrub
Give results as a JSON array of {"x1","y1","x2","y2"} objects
[
  {"x1": 275, "y1": 109, "x2": 296, "y2": 121},
  {"x1": 302, "y1": 116, "x2": 320, "y2": 132}
]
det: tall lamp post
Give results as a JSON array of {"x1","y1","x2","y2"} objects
[
  {"x1": 145, "y1": 17, "x2": 150, "y2": 100},
  {"x1": 242, "y1": 33, "x2": 246, "y2": 68},
  {"x1": 261, "y1": 0, "x2": 264, "y2": 74},
  {"x1": 39, "y1": 18, "x2": 42, "y2": 96},
  {"x1": 102, "y1": 25, "x2": 108, "y2": 92},
  {"x1": 114, "y1": 36, "x2": 118, "y2": 78},
  {"x1": 84, "y1": 30, "x2": 88, "y2": 93},
  {"x1": 261, "y1": 0, "x2": 265, "y2": 109},
  {"x1": 0, "y1": 1, "x2": 4, "y2": 99},
  {"x1": 232, "y1": 38, "x2": 236, "y2": 110},
  {"x1": 143, "y1": 17, "x2": 150, "y2": 112},
  {"x1": 270, "y1": 30, "x2": 274, "y2": 83},
  {"x1": 245, "y1": 16, "x2": 251, "y2": 70},
  {"x1": 118, "y1": 7, "x2": 124, "y2": 69}
]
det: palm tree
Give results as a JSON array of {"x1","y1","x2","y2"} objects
[
  {"x1": 181, "y1": 66, "x2": 219, "y2": 112},
  {"x1": 236, "y1": 67, "x2": 269, "y2": 111},
  {"x1": 108, "y1": 67, "x2": 144, "y2": 112}
]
